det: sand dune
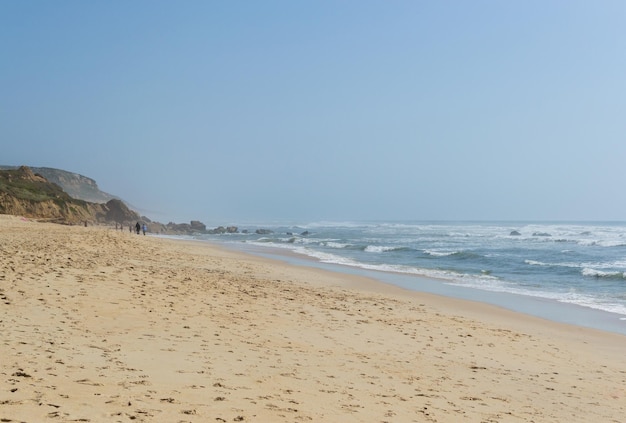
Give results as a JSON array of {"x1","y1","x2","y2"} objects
[{"x1": 1, "y1": 215, "x2": 624, "y2": 422}]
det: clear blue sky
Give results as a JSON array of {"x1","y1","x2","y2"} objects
[{"x1": 2, "y1": 1, "x2": 625, "y2": 223}]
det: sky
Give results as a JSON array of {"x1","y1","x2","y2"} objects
[{"x1": 2, "y1": 1, "x2": 626, "y2": 224}]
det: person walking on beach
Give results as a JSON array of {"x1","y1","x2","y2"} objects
[
  {"x1": 135, "y1": 221, "x2": 141, "y2": 235},
  {"x1": 142, "y1": 223, "x2": 147, "y2": 235}
]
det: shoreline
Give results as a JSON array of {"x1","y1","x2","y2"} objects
[
  {"x1": 199, "y1": 239, "x2": 626, "y2": 336},
  {"x1": 2, "y1": 216, "x2": 625, "y2": 422}
]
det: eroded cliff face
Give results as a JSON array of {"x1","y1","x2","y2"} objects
[
  {"x1": 0, "y1": 166, "x2": 139, "y2": 224},
  {"x1": 0, "y1": 193, "x2": 98, "y2": 223},
  {"x1": 31, "y1": 167, "x2": 117, "y2": 204},
  {"x1": 0, "y1": 165, "x2": 118, "y2": 204}
]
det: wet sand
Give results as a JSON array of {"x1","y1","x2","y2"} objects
[{"x1": 1, "y1": 215, "x2": 625, "y2": 422}]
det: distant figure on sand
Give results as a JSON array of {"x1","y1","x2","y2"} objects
[
  {"x1": 135, "y1": 222, "x2": 141, "y2": 235},
  {"x1": 142, "y1": 224, "x2": 147, "y2": 235}
]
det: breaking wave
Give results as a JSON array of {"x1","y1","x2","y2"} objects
[{"x1": 581, "y1": 268, "x2": 626, "y2": 279}]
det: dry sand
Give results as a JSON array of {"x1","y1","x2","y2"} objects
[{"x1": 1, "y1": 215, "x2": 625, "y2": 422}]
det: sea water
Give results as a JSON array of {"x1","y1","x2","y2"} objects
[{"x1": 194, "y1": 221, "x2": 626, "y2": 334}]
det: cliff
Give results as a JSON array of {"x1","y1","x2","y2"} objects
[
  {"x1": 0, "y1": 165, "x2": 212, "y2": 234},
  {"x1": 0, "y1": 166, "x2": 139, "y2": 225},
  {"x1": 0, "y1": 165, "x2": 117, "y2": 204}
]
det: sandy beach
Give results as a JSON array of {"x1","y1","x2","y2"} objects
[{"x1": 1, "y1": 215, "x2": 625, "y2": 422}]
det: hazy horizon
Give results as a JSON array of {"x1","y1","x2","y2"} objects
[{"x1": 3, "y1": 1, "x2": 625, "y2": 223}]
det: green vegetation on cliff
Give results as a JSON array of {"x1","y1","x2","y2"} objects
[
  {"x1": 0, "y1": 166, "x2": 81, "y2": 204},
  {"x1": 0, "y1": 166, "x2": 139, "y2": 224},
  {"x1": 0, "y1": 165, "x2": 116, "y2": 203},
  {"x1": 0, "y1": 165, "x2": 207, "y2": 233}
]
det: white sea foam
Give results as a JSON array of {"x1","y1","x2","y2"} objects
[
  {"x1": 525, "y1": 260, "x2": 582, "y2": 268},
  {"x1": 364, "y1": 245, "x2": 399, "y2": 253},
  {"x1": 596, "y1": 240, "x2": 626, "y2": 247},
  {"x1": 581, "y1": 268, "x2": 626, "y2": 279},
  {"x1": 608, "y1": 259, "x2": 626, "y2": 268},
  {"x1": 525, "y1": 259, "x2": 549, "y2": 266},
  {"x1": 446, "y1": 278, "x2": 626, "y2": 315},
  {"x1": 285, "y1": 245, "x2": 464, "y2": 280},
  {"x1": 323, "y1": 241, "x2": 350, "y2": 249},
  {"x1": 297, "y1": 237, "x2": 324, "y2": 245},
  {"x1": 424, "y1": 249, "x2": 458, "y2": 257},
  {"x1": 297, "y1": 248, "x2": 362, "y2": 267},
  {"x1": 557, "y1": 293, "x2": 626, "y2": 316}
]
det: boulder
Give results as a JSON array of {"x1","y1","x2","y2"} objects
[
  {"x1": 190, "y1": 220, "x2": 206, "y2": 231},
  {"x1": 208, "y1": 226, "x2": 227, "y2": 234},
  {"x1": 166, "y1": 222, "x2": 193, "y2": 233}
]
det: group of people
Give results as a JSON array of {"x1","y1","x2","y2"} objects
[
  {"x1": 133, "y1": 221, "x2": 147, "y2": 235},
  {"x1": 111, "y1": 222, "x2": 148, "y2": 235},
  {"x1": 116, "y1": 222, "x2": 147, "y2": 234}
]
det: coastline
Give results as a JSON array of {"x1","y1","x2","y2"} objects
[
  {"x1": 206, "y1": 240, "x2": 626, "y2": 336},
  {"x1": 1, "y1": 216, "x2": 625, "y2": 422}
]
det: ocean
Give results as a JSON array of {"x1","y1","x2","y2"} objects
[{"x1": 193, "y1": 221, "x2": 626, "y2": 335}]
